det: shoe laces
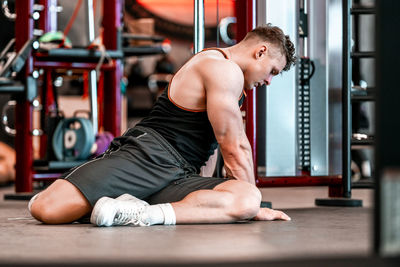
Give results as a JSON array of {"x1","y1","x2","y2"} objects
[{"x1": 114, "y1": 202, "x2": 150, "y2": 226}]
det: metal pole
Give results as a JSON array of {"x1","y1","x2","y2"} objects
[
  {"x1": 49, "y1": 0, "x2": 58, "y2": 32},
  {"x1": 303, "y1": 0, "x2": 308, "y2": 58},
  {"x1": 194, "y1": 0, "x2": 205, "y2": 54},
  {"x1": 102, "y1": 0, "x2": 122, "y2": 137},
  {"x1": 242, "y1": 0, "x2": 257, "y2": 181},
  {"x1": 14, "y1": 0, "x2": 34, "y2": 192},
  {"x1": 85, "y1": 0, "x2": 95, "y2": 41},
  {"x1": 342, "y1": 0, "x2": 352, "y2": 198},
  {"x1": 85, "y1": 0, "x2": 98, "y2": 134}
]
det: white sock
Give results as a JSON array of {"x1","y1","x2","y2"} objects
[
  {"x1": 143, "y1": 203, "x2": 176, "y2": 225},
  {"x1": 28, "y1": 193, "x2": 41, "y2": 213},
  {"x1": 159, "y1": 203, "x2": 176, "y2": 225},
  {"x1": 143, "y1": 205, "x2": 164, "y2": 225}
]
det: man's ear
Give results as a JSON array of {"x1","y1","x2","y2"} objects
[{"x1": 255, "y1": 45, "x2": 268, "y2": 60}]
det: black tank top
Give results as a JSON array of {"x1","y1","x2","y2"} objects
[{"x1": 137, "y1": 48, "x2": 246, "y2": 172}]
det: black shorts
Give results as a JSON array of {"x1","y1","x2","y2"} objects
[{"x1": 61, "y1": 126, "x2": 231, "y2": 206}]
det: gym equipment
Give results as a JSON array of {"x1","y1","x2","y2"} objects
[
  {"x1": 298, "y1": 57, "x2": 315, "y2": 171},
  {"x1": 92, "y1": 131, "x2": 114, "y2": 157},
  {"x1": 1, "y1": 0, "x2": 16, "y2": 20},
  {"x1": 1, "y1": 100, "x2": 16, "y2": 136},
  {"x1": 1, "y1": 99, "x2": 44, "y2": 137},
  {"x1": 0, "y1": 37, "x2": 35, "y2": 78},
  {"x1": 218, "y1": 17, "x2": 236, "y2": 45},
  {"x1": 38, "y1": 31, "x2": 72, "y2": 50},
  {"x1": 234, "y1": 0, "x2": 363, "y2": 206},
  {"x1": 52, "y1": 117, "x2": 95, "y2": 161},
  {"x1": 9, "y1": 0, "x2": 124, "y2": 194},
  {"x1": 193, "y1": 0, "x2": 205, "y2": 54}
]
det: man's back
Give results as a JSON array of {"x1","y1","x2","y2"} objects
[{"x1": 137, "y1": 49, "x2": 241, "y2": 172}]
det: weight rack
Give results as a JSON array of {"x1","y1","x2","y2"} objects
[{"x1": 8, "y1": 0, "x2": 123, "y2": 195}]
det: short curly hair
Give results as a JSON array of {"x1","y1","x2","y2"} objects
[{"x1": 244, "y1": 23, "x2": 297, "y2": 72}]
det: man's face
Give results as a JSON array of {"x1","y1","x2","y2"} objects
[{"x1": 244, "y1": 45, "x2": 287, "y2": 90}]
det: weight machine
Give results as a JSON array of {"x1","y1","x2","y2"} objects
[
  {"x1": 1, "y1": 0, "x2": 123, "y2": 197},
  {"x1": 234, "y1": 0, "x2": 362, "y2": 205},
  {"x1": 0, "y1": 0, "x2": 187, "y2": 197}
]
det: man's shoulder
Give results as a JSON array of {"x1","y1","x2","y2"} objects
[
  {"x1": 196, "y1": 52, "x2": 241, "y2": 74},
  {"x1": 196, "y1": 55, "x2": 243, "y2": 91}
]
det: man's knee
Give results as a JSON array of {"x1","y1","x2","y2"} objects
[
  {"x1": 233, "y1": 183, "x2": 261, "y2": 220},
  {"x1": 29, "y1": 193, "x2": 56, "y2": 223},
  {"x1": 215, "y1": 180, "x2": 261, "y2": 220},
  {"x1": 28, "y1": 179, "x2": 92, "y2": 224}
]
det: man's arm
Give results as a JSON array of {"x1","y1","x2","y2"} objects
[{"x1": 203, "y1": 60, "x2": 255, "y2": 185}]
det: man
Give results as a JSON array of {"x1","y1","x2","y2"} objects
[{"x1": 29, "y1": 24, "x2": 296, "y2": 226}]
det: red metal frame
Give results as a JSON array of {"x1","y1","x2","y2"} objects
[
  {"x1": 38, "y1": 70, "x2": 53, "y2": 159},
  {"x1": 102, "y1": 0, "x2": 122, "y2": 137},
  {"x1": 235, "y1": 1, "x2": 343, "y2": 196},
  {"x1": 33, "y1": 60, "x2": 117, "y2": 71},
  {"x1": 14, "y1": 0, "x2": 34, "y2": 192},
  {"x1": 38, "y1": 0, "x2": 53, "y2": 33},
  {"x1": 235, "y1": 0, "x2": 258, "y2": 180},
  {"x1": 257, "y1": 176, "x2": 342, "y2": 187},
  {"x1": 13, "y1": 0, "x2": 122, "y2": 192}
]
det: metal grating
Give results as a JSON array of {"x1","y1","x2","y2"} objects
[{"x1": 298, "y1": 57, "x2": 312, "y2": 170}]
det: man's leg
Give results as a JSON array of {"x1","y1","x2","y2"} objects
[
  {"x1": 172, "y1": 179, "x2": 261, "y2": 223},
  {"x1": 30, "y1": 179, "x2": 92, "y2": 224},
  {"x1": 172, "y1": 179, "x2": 290, "y2": 223},
  {"x1": 91, "y1": 179, "x2": 290, "y2": 226}
]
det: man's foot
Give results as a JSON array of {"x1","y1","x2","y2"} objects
[{"x1": 90, "y1": 194, "x2": 150, "y2": 227}]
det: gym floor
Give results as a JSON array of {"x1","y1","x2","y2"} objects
[{"x1": 0, "y1": 184, "x2": 379, "y2": 266}]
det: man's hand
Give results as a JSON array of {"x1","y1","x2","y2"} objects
[{"x1": 253, "y1": 207, "x2": 291, "y2": 221}]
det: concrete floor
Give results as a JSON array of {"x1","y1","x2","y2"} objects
[{"x1": 0, "y1": 184, "x2": 376, "y2": 266}]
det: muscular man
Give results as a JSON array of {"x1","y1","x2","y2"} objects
[{"x1": 29, "y1": 24, "x2": 296, "y2": 226}]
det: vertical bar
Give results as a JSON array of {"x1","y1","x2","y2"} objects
[
  {"x1": 49, "y1": 0, "x2": 58, "y2": 31},
  {"x1": 327, "y1": 0, "x2": 343, "y2": 176},
  {"x1": 254, "y1": 1, "x2": 266, "y2": 176},
  {"x1": 247, "y1": 0, "x2": 257, "y2": 181},
  {"x1": 102, "y1": 0, "x2": 122, "y2": 137},
  {"x1": 89, "y1": 70, "x2": 98, "y2": 134},
  {"x1": 303, "y1": 0, "x2": 308, "y2": 58},
  {"x1": 374, "y1": 0, "x2": 381, "y2": 253},
  {"x1": 15, "y1": 0, "x2": 34, "y2": 192},
  {"x1": 375, "y1": 0, "x2": 400, "y2": 256},
  {"x1": 39, "y1": 71, "x2": 50, "y2": 159},
  {"x1": 309, "y1": 0, "x2": 329, "y2": 176},
  {"x1": 194, "y1": 0, "x2": 205, "y2": 53},
  {"x1": 85, "y1": 0, "x2": 98, "y2": 134},
  {"x1": 38, "y1": 1, "x2": 49, "y2": 159},
  {"x1": 236, "y1": 0, "x2": 257, "y2": 180},
  {"x1": 85, "y1": 0, "x2": 95, "y2": 42},
  {"x1": 38, "y1": 1, "x2": 57, "y2": 160},
  {"x1": 246, "y1": 86, "x2": 257, "y2": 180},
  {"x1": 234, "y1": 1, "x2": 247, "y2": 41},
  {"x1": 39, "y1": 0, "x2": 58, "y2": 33},
  {"x1": 342, "y1": 0, "x2": 352, "y2": 198},
  {"x1": 258, "y1": 0, "x2": 298, "y2": 177}
]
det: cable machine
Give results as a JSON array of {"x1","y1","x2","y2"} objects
[{"x1": 236, "y1": 0, "x2": 362, "y2": 205}]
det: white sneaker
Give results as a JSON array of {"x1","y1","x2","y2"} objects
[
  {"x1": 116, "y1": 193, "x2": 141, "y2": 201},
  {"x1": 90, "y1": 194, "x2": 150, "y2": 227}
]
